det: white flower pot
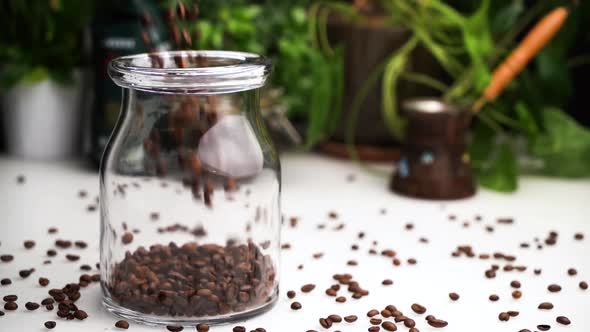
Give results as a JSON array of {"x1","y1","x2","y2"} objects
[{"x1": 2, "y1": 72, "x2": 83, "y2": 160}]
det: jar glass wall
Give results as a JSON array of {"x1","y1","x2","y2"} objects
[{"x1": 100, "y1": 51, "x2": 280, "y2": 326}]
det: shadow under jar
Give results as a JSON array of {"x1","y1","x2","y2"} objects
[{"x1": 100, "y1": 50, "x2": 280, "y2": 326}]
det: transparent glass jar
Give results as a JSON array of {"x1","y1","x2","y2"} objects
[{"x1": 100, "y1": 50, "x2": 280, "y2": 326}]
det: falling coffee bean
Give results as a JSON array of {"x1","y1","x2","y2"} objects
[
  {"x1": 287, "y1": 290, "x2": 296, "y2": 299},
  {"x1": 290, "y1": 302, "x2": 302, "y2": 310},
  {"x1": 499, "y1": 312, "x2": 510, "y2": 321},
  {"x1": 512, "y1": 290, "x2": 522, "y2": 299},
  {"x1": 319, "y1": 317, "x2": 332, "y2": 328},
  {"x1": 233, "y1": 327, "x2": 246, "y2": 332},
  {"x1": 368, "y1": 327, "x2": 380, "y2": 332},
  {"x1": 344, "y1": 315, "x2": 358, "y2": 323},
  {"x1": 567, "y1": 268, "x2": 577, "y2": 276},
  {"x1": 449, "y1": 292, "x2": 459, "y2": 301},
  {"x1": 511, "y1": 280, "x2": 521, "y2": 288},
  {"x1": 74, "y1": 310, "x2": 88, "y2": 320},
  {"x1": 24, "y1": 240, "x2": 35, "y2": 249},
  {"x1": 548, "y1": 284, "x2": 561, "y2": 292},
  {"x1": 580, "y1": 281, "x2": 588, "y2": 290},
  {"x1": 1, "y1": 278, "x2": 11, "y2": 285},
  {"x1": 44, "y1": 321, "x2": 56, "y2": 329},
  {"x1": 328, "y1": 314, "x2": 342, "y2": 323},
  {"x1": 382, "y1": 279, "x2": 393, "y2": 285},
  {"x1": 537, "y1": 324, "x2": 551, "y2": 331}
]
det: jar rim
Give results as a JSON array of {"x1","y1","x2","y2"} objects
[{"x1": 108, "y1": 50, "x2": 272, "y2": 95}]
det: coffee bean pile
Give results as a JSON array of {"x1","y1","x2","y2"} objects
[{"x1": 107, "y1": 241, "x2": 276, "y2": 317}]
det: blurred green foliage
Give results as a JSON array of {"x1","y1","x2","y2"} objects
[
  {"x1": 166, "y1": 0, "x2": 344, "y2": 147},
  {"x1": 0, "y1": 0, "x2": 94, "y2": 88}
]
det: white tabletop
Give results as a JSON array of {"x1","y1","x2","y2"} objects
[{"x1": 0, "y1": 153, "x2": 589, "y2": 332}]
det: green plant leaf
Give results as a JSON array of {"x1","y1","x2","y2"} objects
[
  {"x1": 381, "y1": 37, "x2": 418, "y2": 140},
  {"x1": 20, "y1": 67, "x2": 49, "y2": 85},
  {"x1": 462, "y1": 0, "x2": 492, "y2": 93},
  {"x1": 514, "y1": 101, "x2": 539, "y2": 139},
  {"x1": 490, "y1": 0, "x2": 524, "y2": 36},
  {"x1": 529, "y1": 108, "x2": 590, "y2": 177},
  {"x1": 476, "y1": 142, "x2": 518, "y2": 192}
]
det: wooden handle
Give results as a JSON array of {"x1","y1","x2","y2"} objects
[{"x1": 475, "y1": 7, "x2": 569, "y2": 112}]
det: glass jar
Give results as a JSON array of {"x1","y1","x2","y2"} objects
[{"x1": 100, "y1": 50, "x2": 280, "y2": 326}]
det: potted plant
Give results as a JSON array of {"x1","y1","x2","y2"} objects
[{"x1": 0, "y1": 0, "x2": 94, "y2": 159}]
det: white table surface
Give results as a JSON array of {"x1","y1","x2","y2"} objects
[{"x1": 0, "y1": 152, "x2": 589, "y2": 332}]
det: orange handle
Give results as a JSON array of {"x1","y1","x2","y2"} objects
[{"x1": 475, "y1": 7, "x2": 569, "y2": 111}]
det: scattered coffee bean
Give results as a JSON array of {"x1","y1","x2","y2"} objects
[
  {"x1": 537, "y1": 324, "x2": 551, "y2": 331},
  {"x1": 382, "y1": 279, "x2": 393, "y2": 285},
  {"x1": 41, "y1": 298, "x2": 54, "y2": 305},
  {"x1": 370, "y1": 318, "x2": 382, "y2": 325},
  {"x1": 46, "y1": 304, "x2": 54, "y2": 310},
  {"x1": 25, "y1": 302, "x2": 40, "y2": 310},
  {"x1": 44, "y1": 321, "x2": 56, "y2": 329},
  {"x1": 449, "y1": 292, "x2": 459, "y2": 301},
  {"x1": 47, "y1": 249, "x2": 57, "y2": 257},
  {"x1": 1, "y1": 278, "x2": 11, "y2": 285},
  {"x1": 344, "y1": 315, "x2": 357, "y2": 323},
  {"x1": 39, "y1": 277, "x2": 50, "y2": 286},
  {"x1": 48, "y1": 228, "x2": 58, "y2": 234},
  {"x1": 404, "y1": 318, "x2": 416, "y2": 328},
  {"x1": 409, "y1": 329, "x2": 419, "y2": 332},
  {"x1": 290, "y1": 302, "x2": 302, "y2": 310},
  {"x1": 539, "y1": 302, "x2": 554, "y2": 310},
  {"x1": 74, "y1": 310, "x2": 88, "y2": 320},
  {"x1": 287, "y1": 290, "x2": 296, "y2": 299},
  {"x1": 115, "y1": 320, "x2": 129, "y2": 329},
  {"x1": 121, "y1": 232, "x2": 134, "y2": 245},
  {"x1": 499, "y1": 312, "x2": 510, "y2": 321},
  {"x1": 3, "y1": 295, "x2": 17, "y2": 302},
  {"x1": 16, "y1": 175, "x2": 25, "y2": 184},
  {"x1": 511, "y1": 280, "x2": 521, "y2": 288},
  {"x1": 407, "y1": 258, "x2": 417, "y2": 265},
  {"x1": 19, "y1": 268, "x2": 35, "y2": 278},
  {"x1": 508, "y1": 311, "x2": 519, "y2": 317},
  {"x1": 24, "y1": 240, "x2": 35, "y2": 249},
  {"x1": 75, "y1": 241, "x2": 88, "y2": 249},
  {"x1": 167, "y1": 326, "x2": 184, "y2": 332},
  {"x1": 567, "y1": 268, "x2": 577, "y2": 276},
  {"x1": 80, "y1": 264, "x2": 92, "y2": 271},
  {"x1": 519, "y1": 330, "x2": 531, "y2": 332},
  {"x1": 534, "y1": 268, "x2": 542, "y2": 275},
  {"x1": 556, "y1": 316, "x2": 571, "y2": 325},
  {"x1": 4, "y1": 302, "x2": 17, "y2": 310},
  {"x1": 301, "y1": 284, "x2": 315, "y2": 293},
  {"x1": 233, "y1": 327, "x2": 246, "y2": 332},
  {"x1": 580, "y1": 281, "x2": 588, "y2": 290},
  {"x1": 319, "y1": 317, "x2": 332, "y2": 328},
  {"x1": 548, "y1": 284, "x2": 561, "y2": 292},
  {"x1": 368, "y1": 327, "x2": 380, "y2": 332},
  {"x1": 574, "y1": 233, "x2": 584, "y2": 240},
  {"x1": 347, "y1": 260, "x2": 358, "y2": 266},
  {"x1": 327, "y1": 314, "x2": 342, "y2": 323},
  {"x1": 512, "y1": 290, "x2": 522, "y2": 299},
  {"x1": 0, "y1": 255, "x2": 14, "y2": 262},
  {"x1": 381, "y1": 321, "x2": 397, "y2": 331},
  {"x1": 367, "y1": 309, "x2": 379, "y2": 317},
  {"x1": 426, "y1": 316, "x2": 448, "y2": 328},
  {"x1": 65, "y1": 254, "x2": 80, "y2": 261},
  {"x1": 196, "y1": 323, "x2": 209, "y2": 331},
  {"x1": 411, "y1": 303, "x2": 426, "y2": 314}
]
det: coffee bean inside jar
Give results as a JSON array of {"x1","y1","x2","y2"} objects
[{"x1": 102, "y1": 50, "x2": 279, "y2": 325}]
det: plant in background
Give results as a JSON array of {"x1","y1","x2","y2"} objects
[
  {"x1": 0, "y1": 0, "x2": 94, "y2": 88},
  {"x1": 160, "y1": 0, "x2": 345, "y2": 148},
  {"x1": 313, "y1": 0, "x2": 590, "y2": 192}
]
